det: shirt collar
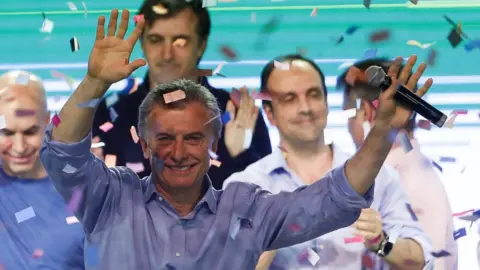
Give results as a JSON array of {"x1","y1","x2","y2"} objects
[{"x1": 143, "y1": 175, "x2": 218, "y2": 214}]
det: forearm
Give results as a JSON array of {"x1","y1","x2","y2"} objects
[
  {"x1": 385, "y1": 238, "x2": 425, "y2": 270},
  {"x1": 346, "y1": 124, "x2": 396, "y2": 194},
  {"x1": 52, "y1": 75, "x2": 110, "y2": 143},
  {"x1": 255, "y1": 251, "x2": 277, "y2": 270}
]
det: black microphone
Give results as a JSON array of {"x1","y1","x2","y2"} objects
[{"x1": 365, "y1": 66, "x2": 447, "y2": 128}]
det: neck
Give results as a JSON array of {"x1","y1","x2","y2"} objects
[
  {"x1": 281, "y1": 137, "x2": 333, "y2": 185},
  {"x1": 154, "y1": 176, "x2": 205, "y2": 217},
  {"x1": 2, "y1": 158, "x2": 48, "y2": 179}
]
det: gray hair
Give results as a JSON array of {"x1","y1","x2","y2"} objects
[{"x1": 138, "y1": 79, "x2": 222, "y2": 141}]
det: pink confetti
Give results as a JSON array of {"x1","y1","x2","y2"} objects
[
  {"x1": 52, "y1": 114, "x2": 61, "y2": 126},
  {"x1": 105, "y1": 154, "x2": 117, "y2": 168},
  {"x1": 362, "y1": 254, "x2": 374, "y2": 268},
  {"x1": 133, "y1": 14, "x2": 144, "y2": 24},
  {"x1": 32, "y1": 248, "x2": 44, "y2": 258},
  {"x1": 210, "y1": 159, "x2": 221, "y2": 167},
  {"x1": 99, "y1": 122, "x2": 114, "y2": 132},
  {"x1": 344, "y1": 235, "x2": 364, "y2": 243},
  {"x1": 163, "y1": 90, "x2": 186, "y2": 104},
  {"x1": 453, "y1": 209, "x2": 474, "y2": 217},
  {"x1": 126, "y1": 162, "x2": 145, "y2": 173},
  {"x1": 417, "y1": 119, "x2": 432, "y2": 130},
  {"x1": 130, "y1": 126, "x2": 139, "y2": 143},
  {"x1": 452, "y1": 109, "x2": 468, "y2": 115},
  {"x1": 371, "y1": 99, "x2": 379, "y2": 109},
  {"x1": 310, "y1": 7, "x2": 318, "y2": 17},
  {"x1": 251, "y1": 90, "x2": 272, "y2": 101}
]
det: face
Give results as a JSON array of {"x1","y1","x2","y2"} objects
[
  {"x1": 140, "y1": 101, "x2": 217, "y2": 190},
  {"x1": 264, "y1": 60, "x2": 328, "y2": 146},
  {"x1": 141, "y1": 8, "x2": 207, "y2": 85},
  {"x1": 0, "y1": 86, "x2": 50, "y2": 176}
]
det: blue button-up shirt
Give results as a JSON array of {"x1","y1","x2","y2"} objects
[
  {"x1": 223, "y1": 146, "x2": 433, "y2": 270},
  {"x1": 39, "y1": 123, "x2": 374, "y2": 270}
]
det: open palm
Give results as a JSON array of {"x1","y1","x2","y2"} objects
[
  {"x1": 375, "y1": 55, "x2": 433, "y2": 129},
  {"x1": 87, "y1": 9, "x2": 146, "y2": 85}
]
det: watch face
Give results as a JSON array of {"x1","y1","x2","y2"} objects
[{"x1": 384, "y1": 242, "x2": 394, "y2": 255}]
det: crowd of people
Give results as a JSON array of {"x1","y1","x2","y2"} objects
[{"x1": 0, "y1": 0, "x2": 459, "y2": 269}]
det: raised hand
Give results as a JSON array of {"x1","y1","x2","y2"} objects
[
  {"x1": 87, "y1": 9, "x2": 146, "y2": 85},
  {"x1": 375, "y1": 55, "x2": 433, "y2": 129}
]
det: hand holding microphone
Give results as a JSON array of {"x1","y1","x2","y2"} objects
[{"x1": 365, "y1": 55, "x2": 437, "y2": 129}]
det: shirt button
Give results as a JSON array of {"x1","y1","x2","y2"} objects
[
  {"x1": 158, "y1": 196, "x2": 163, "y2": 201},
  {"x1": 175, "y1": 252, "x2": 180, "y2": 257}
]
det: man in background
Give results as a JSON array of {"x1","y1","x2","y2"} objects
[
  {"x1": 224, "y1": 54, "x2": 433, "y2": 270},
  {"x1": 92, "y1": 0, "x2": 271, "y2": 189},
  {"x1": 337, "y1": 57, "x2": 457, "y2": 270},
  {"x1": 0, "y1": 71, "x2": 84, "y2": 269}
]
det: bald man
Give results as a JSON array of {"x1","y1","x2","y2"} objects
[{"x1": 0, "y1": 71, "x2": 85, "y2": 269}]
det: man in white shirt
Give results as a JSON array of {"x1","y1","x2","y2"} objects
[
  {"x1": 224, "y1": 54, "x2": 433, "y2": 269},
  {"x1": 337, "y1": 58, "x2": 457, "y2": 270}
]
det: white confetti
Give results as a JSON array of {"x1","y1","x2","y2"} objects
[
  {"x1": 40, "y1": 18, "x2": 54, "y2": 34},
  {"x1": 126, "y1": 162, "x2": 145, "y2": 173},
  {"x1": 306, "y1": 248, "x2": 320, "y2": 266},
  {"x1": 66, "y1": 216, "x2": 79, "y2": 224},
  {"x1": 202, "y1": 0, "x2": 217, "y2": 7},
  {"x1": 62, "y1": 164, "x2": 77, "y2": 174},
  {"x1": 66, "y1": 2, "x2": 78, "y2": 11},
  {"x1": 91, "y1": 142, "x2": 105, "y2": 149},
  {"x1": 208, "y1": 149, "x2": 218, "y2": 159},
  {"x1": 398, "y1": 132, "x2": 413, "y2": 153},
  {"x1": 81, "y1": 1, "x2": 87, "y2": 18},
  {"x1": 15, "y1": 73, "x2": 31, "y2": 85},
  {"x1": 274, "y1": 60, "x2": 290, "y2": 71},
  {"x1": 341, "y1": 108, "x2": 357, "y2": 119},
  {"x1": 105, "y1": 94, "x2": 119, "y2": 108},
  {"x1": 362, "y1": 121, "x2": 371, "y2": 139},
  {"x1": 15, "y1": 206, "x2": 36, "y2": 223},
  {"x1": 443, "y1": 114, "x2": 458, "y2": 129},
  {"x1": 243, "y1": 129, "x2": 253, "y2": 149}
]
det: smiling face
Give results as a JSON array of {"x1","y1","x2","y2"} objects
[
  {"x1": 141, "y1": 8, "x2": 207, "y2": 85},
  {"x1": 0, "y1": 84, "x2": 50, "y2": 178},
  {"x1": 140, "y1": 101, "x2": 217, "y2": 190},
  {"x1": 264, "y1": 60, "x2": 329, "y2": 147}
]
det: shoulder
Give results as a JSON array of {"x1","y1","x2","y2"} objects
[{"x1": 222, "y1": 153, "x2": 275, "y2": 189}]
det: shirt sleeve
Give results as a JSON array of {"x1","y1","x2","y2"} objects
[
  {"x1": 39, "y1": 123, "x2": 137, "y2": 234},
  {"x1": 376, "y1": 167, "x2": 433, "y2": 267},
  {"x1": 227, "y1": 161, "x2": 374, "y2": 253}
]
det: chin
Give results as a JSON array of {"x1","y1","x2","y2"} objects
[{"x1": 3, "y1": 163, "x2": 35, "y2": 175}]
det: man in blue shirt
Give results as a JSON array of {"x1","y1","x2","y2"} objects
[
  {"x1": 0, "y1": 70, "x2": 85, "y2": 269},
  {"x1": 40, "y1": 10, "x2": 433, "y2": 269},
  {"x1": 223, "y1": 55, "x2": 433, "y2": 270}
]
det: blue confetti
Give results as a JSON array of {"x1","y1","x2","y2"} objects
[
  {"x1": 453, "y1": 228, "x2": 466, "y2": 240},
  {"x1": 431, "y1": 250, "x2": 451, "y2": 258},
  {"x1": 345, "y1": 25, "x2": 360, "y2": 35},
  {"x1": 15, "y1": 206, "x2": 36, "y2": 223},
  {"x1": 109, "y1": 107, "x2": 118, "y2": 122},
  {"x1": 121, "y1": 77, "x2": 136, "y2": 95},
  {"x1": 432, "y1": 161, "x2": 443, "y2": 172},
  {"x1": 464, "y1": 39, "x2": 480, "y2": 52},
  {"x1": 362, "y1": 48, "x2": 378, "y2": 59},
  {"x1": 439, "y1": 156, "x2": 456, "y2": 163},
  {"x1": 229, "y1": 215, "x2": 241, "y2": 240},
  {"x1": 221, "y1": 111, "x2": 231, "y2": 125},
  {"x1": 405, "y1": 203, "x2": 418, "y2": 221},
  {"x1": 86, "y1": 245, "x2": 99, "y2": 266}
]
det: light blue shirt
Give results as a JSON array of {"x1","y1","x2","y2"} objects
[
  {"x1": 39, "y1": 123, "x2": 374, "y2": 270},
  {"x1": 223, "y1": 145, "x2": 433, "y2": 270}
]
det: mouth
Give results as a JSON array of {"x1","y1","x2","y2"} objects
[
  {"x1": 164, "y1": 164, "x2": 197, "y2": 174},
  {"x1": 4, "y1": 152, "x2": 35, "y2": 164}
]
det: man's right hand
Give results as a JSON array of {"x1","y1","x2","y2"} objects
[{"x1": 87, "y1": 9, "x2": 146, "y2": 88}]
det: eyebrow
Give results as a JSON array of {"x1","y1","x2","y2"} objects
[
  {"x1": 155, "y1": 131, "x2": 205, "y2": 137},
  {"x1": 146, "y1": 33, "x2": 191, "y2": 40}
]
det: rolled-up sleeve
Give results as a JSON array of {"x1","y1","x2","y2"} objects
[
  {"x1": 39, "y1": 123, "x2": 128, "y2": 233},
  {"x1": 229, "y1": 162, "x2": 374, "y2": 252},
  {"x1": 377, "y1": 168, "x2": 433, "y2": 266}
]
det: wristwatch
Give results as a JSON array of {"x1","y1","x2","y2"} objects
[{"x1": 376, "y1": 232, "x2": 395, "y2": 258}]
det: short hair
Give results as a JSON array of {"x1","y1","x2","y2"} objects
[
  {"x1": 260, "y1": 54, "x2": 328, "y2": 109},
  {"x1": 138, "y1": 0, "x2": 211, "y2": 42},
  {"x1": 336, "y1": 58, "x2": 417, "y2": 132},
  {"x1": 138, "y1": 79, "x2": 222, "y2": 141}
]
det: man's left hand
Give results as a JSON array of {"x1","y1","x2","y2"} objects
[
  {"x1": 353, "y1": 208, "x2": 385, "y2": 251},
  {"x1": 375, "y1": 55, "x2": 433, "y2": 129}
]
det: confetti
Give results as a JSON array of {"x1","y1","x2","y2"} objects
[
  {"x1": 105, "y1": 154, "x2": 117, "y2": 168},
  {"x1": 288, "y1": 223, "x2": 301, "y2": 232},
  {"x1": 221, "y1": 111, "x2": 231, "y2": 124},
  {"x1": 126, "y1": 162, "x2": 145, "y2": 173},
  {"x1": 306, "y1": 248, "x2": 320, "y2": 265},
  {"x1": 229, "y1": 215, "x2": 241, "y2": 240},
  {"x1": 261, "y1": 16, "x2": 280, "y2": 34},
  {"x1": 130, "y1": 126, "x2": 139, "y2": 143},
  {"x1": 432, "y1": 160, "x2": 443, "y2": 172},
  {"x1": 452, "y1": 109, "x2": 468, "y2": 115},
  {"x1": 406, "y1": 203, "x2": 418, "y2": 221},
  {"x1": 417, "y1": 119, "x2": 431, "y2": 130},
  {"x1": 362, "y1": 48, "x2": 377, "y2": 59},
  {"x1": 133, "y1": 14, "x2": 144, "y2": 24},
  {"x1": 243, "y1": 129, "x2": 253, "y2": 149},
  {"x1": 99, "y1": 122, "x2": 114, "y2": 132},
  {"x1": 163, "y1": 90, "x2": 186, "y2": 104},
  {"x1": 439, "y1": 156, "x2": 456, "y2": 163},
  {"x1": 345, "y1": 25, "x2": 360, "y2": 35},
  {"x1": 52, "y1": 114, "x2": 61, "y2": 126},
  {"x1": 426, "y1": 49, "x2": 438, "y2": 66},
  {"x1": 51, "y1": 70, "x2": 76, "y2": 90},
  {"x1": 250, "y1": 12, "x2": 256, "y2": 23},
  {"x1": 66, "y1": 2, "x2": 78, "y2": 11},
  {"x1": 341, "y1": 108, "x2": 357, "y2": 119},
  {"x1": 453, "y1": 228, "x2": 466, "y2": 240},
  {"x1": 15, "y1": 73, "x2": 31, "y2": 85},
  {"x1": 362, "y1": 254, "x2": 374, "y2": 268},
  {"x1": 15, "y1": 206, "x2": 36, "y2": 223},
  {"x1": 121, "y1": 77, "x2": 138, "y2": 95},
  {"x1": 62, "y1": 163, "x2": 77, "y2": 174},
  {"x1": 109, "y1": 107, "x2": 118, "y2": 122},
  {"x1": 105, "y1": 94, "x2": 119, "y2": 108},
  {"x1": 443, "y1": 113, "x2": 458, "y2": 129},
  {"x1": 273, "y1": 60, "x2": 290, "y2": 70},
  {"x1": 208, "y1": 149, "x2": 219, "y2": 160},
  {"x1": 407, "y1": 40, "x2": 436, "y2": 49},
  {"x1": 310, "y1": 8, "x2": 318, "y2": 17},
  {"x1": 81, "y1": 1, "x2": 87, "y2": 18},
  {"x1": 32, "y1": 248, "x2": 44, "y2": 258},
  {"x1": 70, "y1": 36, "x2": 80, "y2": 52},
  {"x1": 335, "y1": 35, "x2": 345, "y2": 45},
  {"x1": 67, "y1": 188, "x2": 83, "y2": 213},
  {"x1": 66, "y1": 216, "x2": 79, "y2": 224},
  {"x1": 371, "y1": 99, "x2": 379, "y2": 109},
  {"x1": 363, "y1": 0, "x2": 371, "y2": 9},
  {"x1": 173, "y1": 38, "x2": 187, "y2": 48},
  {"x1": 344, "y1": 235, "x2": 364, "y2": 243},
  {"x1": 91, "y1": 142, "x2": 105, "y2": 148},
  {"x1": 220, "y1": 45, "x2": 237, "y2": 60},
  {"x1": 250, "y1": 91, "x2": 271, "y2": 101},
  {"x1": 202, "y1": 0, "x2": 218, "y2": 8},
  {"x1": 431, "y1": 250, "x2": 451, "y2": 258},
  {"x1": 15, "y1": 109, "x2": 35, "y2": 117},
  {"x1": 369, "y1": 30, "x2": 391, "y2": 43},
  {"x1": 447, "y1": 28, "x2": 462, "y2": 48},
  {"x1": 152, "y1": 4, "x2": 168, "y2": 15},
  {"x1": 452, "y1": 209, "x2": 474, "y2": 217},
  {"x1": 40, "y1": 18, "x2": 54, "y2": 34},
  {"x1": 78, "y1": 98, "x2": 101, "y2": 108},
  {"x1": 399, "y1": 132, "x2": 413, "y2": 153},
  {"x1": 192, "y1": 69, "x2": 213, "y2": 77},
  {"x1": 465, "y1": 39, "x2": 480, "y2": 52},
  {"x1": 0, "y1": 115, "x2": 5, "y2": 129},
  {"x1": 213, "y1": 62, "x2": 225, "y2": 76},
  {"x1": 210, "y1": 159, "x2": 221, "y2": 167}
]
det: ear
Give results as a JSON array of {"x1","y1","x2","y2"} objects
[
  {"x1": 361, "y1": 100, "x2": 376, "y2": 125},
  {"x1": 263, "y1": 104, "x2": 276, "y2": 127},
  {"x1": 140, "y1": 138, "x2": 150, "y2": 160},
  {"x1": 211, "y1": 137, "x2": 219, "y2": 153},
  {"x1": 197, "y1": 39, "x2": 207, "y2": 60}
]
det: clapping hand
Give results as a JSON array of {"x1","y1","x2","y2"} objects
[
  {"x1": 87, "y1": 9, "x2": 146, "y2": 85},
  {"x1": 375, "y1": 55, "x2": 433, "y2": 129}
]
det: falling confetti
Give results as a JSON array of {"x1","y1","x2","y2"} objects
[
  {"x1": 431, "y1": 250, "x2": 451, "y2": 257},
  {"x1": 407, "y1": 40, "x2": 436, "y2": 49},
  {"x1": 210, "y1": 159, "x2": 221, "y2": 167},
  {"x1": 133, "y1": 14, "x2": 144, "y2": 24},
  {"x1": 310, "y1": 8, "x2": 318, "y2": 17},
  {"x1": 105, "y1": 154, "x2": 117, "y2": 168},
  {"x1": 152, "y1": 4, "x2": 168, "y2": 15},
  {"x1": 447, "y1": 28, "x2": 463, "y2": 48},
  {"x1": 273, "y1": 60, "x2": 290, "y2": 70},
  {"x1": 66, "y1": 2, "x2": 78, "y2": 11},
  {"x1": 453, "y1": 227, "x2": 466, "y2": 240},
  {"x1": 220, "y1": 45, "x2": 237, "y2": 60},
  {"x1": 344, "y1": 235, "x2": 364, "y2": 243},
  {"x1": 369, "y1": 29, "x2": 391, "y2": 43},
  {"x1": 130, "y1": 126, "x2": 139, "y2": 143},
  {"x1": 40, "y1": 18, "x2": 54, "y2": 34},
  {"x1": 105, "y1": 94, "x2": 119, "y2": 108},
  {"x1": 465, "y1": 39, "x2": 480, "y2": 52},
  {"x1": 62, "y1": 163, "x2": 77, "y2": 174},
  {"x1": 362, "y1": 48, "x2": 377, "y2": 59},
  {"x1": 163, "y1": 90, "x2": 186, "y2": 104},
  {"x1": 406, "y1": 203, "x2": 418, "y2": 221},
  {"x1": 221, "y1": 111, "x2": 231, "y2": 124},
  {"x1": 126, "y1": 162, "x2": 145, "y2": 173},
  {"x1": 91, "y1": 142, "x2": 105, "y2": 148},
  {"x1": 52, "y1": 114, "x2": 61, "y2": 126},
  {"x1": 439, "y1": 156, "x2": 456, "y2": 162},
  {"x1": 417, "y1": 119, "x2": 432, "y2": 130},
  {"x1": 208, "y1": 149, "x2": 219, "y2": 160},
  {"x1": 67, "y1": 188, "x2": 83, "y2": 213},
  {"x1": 81, "y1": 1, "x2": 87, "y2": 18},
  {"x1": 32, "y1": 248, "x2": 44, "y2": 259},
  {"x1": 109, "y1": 107, "x2": 118, "y2": 122},
  {"x1": 66, "y1": 216, "x2": 79, "y2": 224},
  {"x1": 78, "y1": 98, "x2": 102, "y2": 108},
  {"x1": 70, "y1": 36, "x2": 80, "y2": 52},
  {"x1": 15, "y1": 206, "x2": 36, "y2": 223},
  {"x1": 426, "y1": 49, "x2": 438, "y2": 66},
  {"x1": 15, "y1": 73, "x2": 31, "y2": 85},
  {"x1": 99, "y1": 122, "x2": 114, "y2": 132},
  {"x1": 345, "y1": 25, "x2": 360, "y2": 35},
  {"x1": 15, "y1": 109, "x2": 36, "y2": 117}
]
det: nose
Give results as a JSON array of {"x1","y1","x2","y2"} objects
[
  {"x1": 162, "y1": 41, "x2": 173, "y2": 61},
  {"x1": 171, "y1": 138, "x2": 187, "y2": 163},
  {"x1": 11, "y1": 134, "x2": 27, "y2": 155},
  {"x1": 297, "y1": 96, "x2": 312, "y2": 114}
]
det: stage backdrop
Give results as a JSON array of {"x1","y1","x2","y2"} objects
[{"x1": 1, "y1": 0, "x2": 480, "y2": 269}]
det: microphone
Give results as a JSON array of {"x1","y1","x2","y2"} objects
[{"x1": 365, "y1": 66, "x2": 447, "y2": 128}]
